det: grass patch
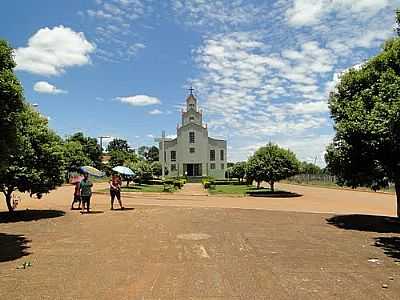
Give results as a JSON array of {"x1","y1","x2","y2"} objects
[
  {"x1": 208, "y1": 185, "x2": 269, "y2": 195},
  {"x1": 208, "y1": 185, "x2": 302, "y2": 198},
  {"x1": 121, "y1": 184, "x2": 175, "y2": 193},
  {"x1": 208, "y1": 184, "x2": 253, "y2": 195},
  {"x1": 283, "y1": 180, "x2": 396, "y2": 194},
  {"x1": 96, "y1": 184, "x2": 175, "y2": 193}
]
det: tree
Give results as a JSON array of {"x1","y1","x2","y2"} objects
[
  {"x1": 0, "y1": 40, "x2": 24, "y2": 171},
  {"x1": 299, "y1": 161, "x2": 322, "y2": 174},
  {"x1": 151, "y1": 161, "x2": 162, "y2": 178},
  {"x1": 246, "y1": 143, "x2": 300, "y2": 191},
  {"x1": 245, "y1": 157, "x2": 265, "y2": 188},
  {"x1": 137, "y1": 145, "x2": 159, "y2": 162},
  {"x1": 147, "y1": 146, "x2": 159, "y2": 162},
  {"x1": 0, "y1": 105, "x2": 66, "y2": 212},
  {"x1": 137, "y1": 146, "x2": 149, "y2": 159},
  {"x1": 107, "y1": 138, "x2": 130, "y2": 153},
  {"x1": 128, "y1": 160, "x2": 153, "y2": 184},
  {"x1": 67, "y1": 132, "x2": 102, "y2": 168},
  {"x1": 326, "y1": 15, "x2": 400, "y2": 216},
  {"x1": 63, "y1": 141, "x2": 91, "y2": 172},
  {"x1": 231, "y1": 162, "x2": 246, "y2": 182}
]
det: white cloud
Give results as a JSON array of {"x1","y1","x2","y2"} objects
[
  {"x1": 148, "y1": 109, "x2": 163, "y2": 115},
  {"x1": 15, "y1": 26, "x2": 94, "y2": 76},
  {"x1": 84, "y1": 0, "x2": 148, "y2": 62},
  {"x1": 33, "y1": 81, "x2": 67, "y2": 94},
  {"x1": 286, "y1": 0, "x2": 392, "y2": 27},
  {"x1": 171, "y1": 0, "x2": 265, "y2": 29},
  {"x1": 116, "y1": 95, "x2": 161, "y2": 106},
  {"x1": 233, "y1": 134, "x2": 333, "y2": 166},
  {"x1": 286, "y1": 0, "x2": 326, "y2": 26}
]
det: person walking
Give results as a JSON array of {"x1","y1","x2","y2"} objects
[
  {"x1": 80, "y1": 172, "x2": 93, "y2": 213},
  {"x1": 110, "y1": 174, "x2": 124, "y2": 210},
  {"x1": 71, "y1": 181, "x2": 82, "y2": 210}
]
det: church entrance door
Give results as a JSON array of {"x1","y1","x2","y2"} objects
[{"x1": 185, "y1": 164, "x2": 202, "y2": 177}]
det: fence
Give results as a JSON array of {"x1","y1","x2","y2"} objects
[
  {"x1": 286, "y1": 174, "x2": 337, "y2": 184},
  {"x1": 286, "y1": 174, "x2": 396, "y2": 193}
]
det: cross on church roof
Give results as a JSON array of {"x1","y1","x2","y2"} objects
[{"x1": 188, "y1": 86, "x2": 195, "y2": 95}]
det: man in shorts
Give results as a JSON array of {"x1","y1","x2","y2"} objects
[
  {"x1": 110, "y1": 174, "x2": 124, "y2": 210},
  {"x1": 80, "y1": 172, "x2": 93, "y2": 213}
]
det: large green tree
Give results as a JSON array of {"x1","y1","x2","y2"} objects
[
  {"x1": 0, "y1": 40, "x2": 24, "y2": 171},
  {"x1": 326, "y1": 13, "x2": 400, "y2": 216},
  {"x1": 231, "y1": 162, "x2": 246, "y2": 182},
  {"x1": 246, "y1": 143, "x2": 300, "y2": 191},
  {"x1": 128, "y1": 160, "x2": 153, "y2": 184},
  {"x1": 299, "y1": 161, "x2": 322, "y2": 175},
  {"x1": 107, "y1": 138, "x2": 130, "y2": 153},
  {"x1": 137, "y1": 145, "x2": 159, "y2": 162},
  {"x1": 63, "y1": 140, "x2": 91, "y2": 172},
  {"x1": 108, "y1": 149, "x2": 138, "y2": 168},
  {"x1": 67, "y1": 132, "x2": 102, "y2": 168},
  {"x1": 0, "y1": 105, "x2": 66, "y2": 212}
]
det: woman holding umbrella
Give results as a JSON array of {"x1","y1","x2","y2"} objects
[
  {"x1": 80, "y1": 172, "x2": 93, "y2": 213},
  {"x1": 110, "y1": 174, "x2": 123, "y2": 210}
]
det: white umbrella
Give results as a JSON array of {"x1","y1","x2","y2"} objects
[
  {"x1": 112, "y1": 166, "x2": 135, "y2": 176},
  {"x1": 80, "y1": 166, "x2": 105, "y2": 177}
]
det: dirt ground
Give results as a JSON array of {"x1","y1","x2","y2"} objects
[{"x1": 1, "y1": 183, "x2": 400, "y2": 299}]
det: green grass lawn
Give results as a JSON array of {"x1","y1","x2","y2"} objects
[
  {"x1": 208, "y1": 185, "x2": 267, "y2": 195},
  {"x1": 283, "y1": 180, "x2": 396, "y2": 194},
  {"x1": 121, "y1": 184, "x2": 175, "y2": 193},
  {"x1": 96, "y1": 184, "x2": 175, "y2": 193}
]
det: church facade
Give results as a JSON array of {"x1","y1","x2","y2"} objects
[{"x1": 158, "y1": 92, "x2": 227, "y2": 179}]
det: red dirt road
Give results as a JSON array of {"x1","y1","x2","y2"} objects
[{"x1": 1, "y1": 183, "x2": 400, "y2": 299}]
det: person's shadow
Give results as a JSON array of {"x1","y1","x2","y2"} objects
[{"x1": 111, "y1": 207, "x2": 135, "y2": 211}]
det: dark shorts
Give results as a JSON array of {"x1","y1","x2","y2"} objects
[
  {"x1": 73, "y1": 195, "x2": 81, "y2": 202},
  {"x1": 81, "y1": 195, "x2": 91, "y2": 205},
  {"x1": 110, "y1": 189, "x2": 121, "y2": 201}
]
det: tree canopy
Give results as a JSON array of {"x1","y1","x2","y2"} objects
[
  {"x1": 326, "y1": 14, "x2": 400, "y2": 216},
  {"x1": 299, "y1": 161, "x2": 323, "y2": 174},
  {"x1": 0, "y1": 39, "x2": 24, "y2": 171},
  {"x1": 63, "y1": 140, "x2": 91, "y2": 172},
  {"x1": 67, "y1": 132, "x2": 102, "y2": 168},
  {"x1": 231, "y1": 162, "x2": 246, "y2": 182},
  {"x1": 0, "y1": 104, "x2": 66, "y2": 212},
  {"x1": 107, "y1": 138, "x2": 130, "y2": 153},
  {"x1": 128, "y1": 160, "x2": 153, "y2": 184},
  {"x1": 137, "y1": 145, "x2": 159, "y2": 162},
  {"x1": 108, "y1": 149, "x2": 138, "y2": 168},
  {"x1": 246, "y1": 143, "x2": 300, "y2": 191}
]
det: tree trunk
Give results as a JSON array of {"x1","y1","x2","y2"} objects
[
  {"x1": 270, "y1": 181, "x2": 275, "y2": 192},
  {"x1": 257, "y1": 181, "x2": 260, "y2": 189},
  {"x1": 395, "y1": 181, "x2": 400, "y2": 218},
  {"x1": 4, "y1": 190, "x2": 14, "y2": 213}
]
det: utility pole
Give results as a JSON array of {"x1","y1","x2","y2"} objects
[
  {"x1": 98, "y1": 136, "x2": 111, "y2": 153},
  {"x1": 155, "y1": 131, "x2": 171, "y2": 181},
  {"x1": 161, "y1": 131, "x2": 165, "y2": 180}
]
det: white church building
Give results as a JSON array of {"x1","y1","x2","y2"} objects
[{"x1": 158, "y1": 90, "x2": 227, "y2": 179}]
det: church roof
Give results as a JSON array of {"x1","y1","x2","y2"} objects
[{"x1": 186, "y1": 94, "x2": 197, "y2": 102}]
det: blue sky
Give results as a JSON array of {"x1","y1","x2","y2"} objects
[{"x1": 1, "y1": 0, "x2": 399, "y2": 165}]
